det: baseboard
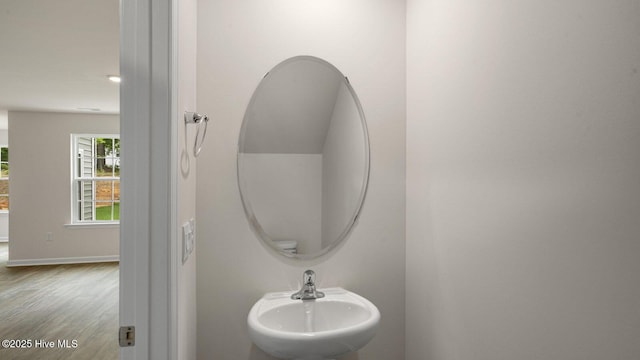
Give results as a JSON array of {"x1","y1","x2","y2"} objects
[{"x1": 6, "y1": 255, "x2": 119, "y2": 267}]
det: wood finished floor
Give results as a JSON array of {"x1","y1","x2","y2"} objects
[{"x1": 0, "y1": 243, "x2": 119, "y2": 359}]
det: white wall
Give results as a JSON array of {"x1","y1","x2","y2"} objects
[
  {"x1": 8, "y1": 111, "x2": 119, "y2": 263},
  {"x1": 196, "y1": 0, "x2": 406, "y2": 358},
  {"x1": 0, "y1": 110, "x2": 8, "y2": 129},
  {"x1": 406, "y1": 1, "x2": 640, "y2": 359}
]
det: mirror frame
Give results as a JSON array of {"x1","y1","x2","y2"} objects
[{"x1": 237, "y1": 56, "x2": 370, "y2": 260}]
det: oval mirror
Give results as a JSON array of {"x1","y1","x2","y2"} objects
[{"x1": 237, "y1": 56, "x2": 370, "y2": 260}]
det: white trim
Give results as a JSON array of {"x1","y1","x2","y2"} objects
[
  {"x1": 64, "y1": 222, "x2": 120, "y2": 229},
  {"x1": 149, "y1": 0, "x2": 176, "y2": 355},
  {"x1": 71, "y1": 133, "x2": 121, "y2": 139},
  {"x1": 169, "y1": 0, "x2": 179, "y2": 358},
  {"x1": 120, "y1": 0, "x2": 176, "y2": 359},
  {"x1": 7, "y1": 255, "x2": 119, "y2": 267},
  {"x1": 120, "y1": 0, "x2": 151, "y2": 358}
]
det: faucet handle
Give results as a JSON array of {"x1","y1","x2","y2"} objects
[
  {"x1": 291, "y1": 270, "x2": 324, "y2": 300},
  {"x1": 303, "y1": 270, "x2": 316, "y2": 286}
]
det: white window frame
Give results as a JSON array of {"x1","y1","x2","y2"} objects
[
  {"x1": 0, "y1": 145, "x2": 8, "y2": 213},
  {"x1": 70, "y1": 134, "x2": 120, "y2": 224}
]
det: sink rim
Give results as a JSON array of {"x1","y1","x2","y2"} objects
[{"x1": 248, "y1": 287, "x2": 380, "y2": 340}]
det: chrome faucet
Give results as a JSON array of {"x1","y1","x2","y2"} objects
[{"x1": 291, "y1": 270, "x2": 325, "y2": 300}]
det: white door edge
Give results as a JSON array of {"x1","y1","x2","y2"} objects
[{"x1": 120, "y1": 0, "x2": 178, "y2": 359}]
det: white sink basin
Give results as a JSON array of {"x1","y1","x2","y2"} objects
[{"x1": 247, "y1": 287, "x2": 380, "y2": 360}]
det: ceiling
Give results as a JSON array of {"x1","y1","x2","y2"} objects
[{"x1": 0, "y1": 0, "x2": 120, "y2": 118}]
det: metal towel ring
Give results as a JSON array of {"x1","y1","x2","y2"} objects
[{"x1": 184, "y1": 111, "x2": 209, "y2": 157}]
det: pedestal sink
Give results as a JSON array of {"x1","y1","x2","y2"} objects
[{"x1": 247, "y1": 287, "x2": 380, "y2": 360}]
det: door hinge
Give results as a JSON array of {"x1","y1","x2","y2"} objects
[{"x1": 119, "y1": 326, "x2": 135, "y2": 347}]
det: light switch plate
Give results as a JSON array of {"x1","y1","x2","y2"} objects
[{"x1": 182, "y1": 220, "x2": 195, "y2": 264}]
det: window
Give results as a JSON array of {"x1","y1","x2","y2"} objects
[
  {"x1": 72, "y1": 135, "x2": 120, "y2": 223},
  {"x1": 0, "y1": 146, "x2": 8, "y2": 211}
]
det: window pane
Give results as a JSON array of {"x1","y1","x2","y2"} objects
[
  {"x1": 95, "y1": 180, "x2": 115, "y2": 201},
  {"x1": 95, "y1": 157, "x2": 112, "y2": 176},
  {"x1": 95, "y1": 202, "x2": 113, "y2": 221},
  {"x1": 114, "y1": 181, "x2": 120, "y2": 201},
  {"x1": 95, "y1": 138, "x2": 119, "y2": 177},
  {"x1": 78, "y1": 180, "x2": 94, "y2": 221},
  {"x1": 78, "y1": 180, "x2": 94, "y2": 198},
  {"x1": 77, "y1": 141, "x2": 93, "y2": 177},
  {"x1": 0, "y1": 179, "x2": 8, "y2": 195},
  {"x1": 0, "y1": 179, "x2": 8, "y2": 210},
  {"x1": 1, "y1": 147, "x2": 7, "y2": 178}
]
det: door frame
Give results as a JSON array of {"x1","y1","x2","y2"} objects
[{"x1": 120, "y1": 0, "x2": 179, "y2": 358}]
